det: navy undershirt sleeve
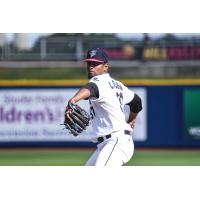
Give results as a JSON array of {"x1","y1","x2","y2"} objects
[
  {"x1": 82, "y1": 82, "x2": 99, "y2": 99},
  {"x1": 126, "y1": 93, "x2": 142, "y2": 113}
]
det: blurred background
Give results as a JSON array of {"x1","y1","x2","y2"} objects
[
  {"x1": 1, "y1": 33, "x2": 200, "y2": 78},
  {"x1": 0, "y1": 33, "x2": 200, "y2": 165}
]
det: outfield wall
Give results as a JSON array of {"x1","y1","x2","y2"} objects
[{"x1": 0, "y1": 79, "x2": 200, "y2": 148}]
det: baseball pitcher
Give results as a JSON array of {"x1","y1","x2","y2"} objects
[{"x1": 64, "y1": 47, "x2": 142, "y2": 166}]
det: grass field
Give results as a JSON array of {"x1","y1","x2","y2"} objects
[
  {"x1": 0, "y1": 67, "x2": 87, "y2": 80},
  {"x1": 0, "y1": 148, "x2": 200, "y2": 166}
]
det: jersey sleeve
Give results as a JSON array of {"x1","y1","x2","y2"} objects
[
  {"x1": 82, "y1": 82, "x2": 99, "y2": 98},
  {"x1": 88, "y1": 77, "x2": 102, "y2": 101},
  {"x1": 126, "y1": 93, "x2": 142, "y2": 113},
  {"x1": 121, "y1": 83, "x2": 135, "y2": 105}
]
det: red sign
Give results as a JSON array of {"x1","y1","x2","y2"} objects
[{"x1": 167, "y1": 47, "x2": 200, "y2": 60}]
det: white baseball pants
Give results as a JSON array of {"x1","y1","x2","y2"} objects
[{"x1": 85, "y1": 130, "x2": 134, "y2": 166}]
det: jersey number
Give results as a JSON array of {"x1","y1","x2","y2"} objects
[
  {"x1": 116, "y1": 92, "x2": 123, "y2": 112},
  {"x1": 89, "y1": 100, "x2": 95, "y2": 119}
]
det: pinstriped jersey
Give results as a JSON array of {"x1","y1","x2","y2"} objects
[{"x1": 89, "y1": 73, "x2": 135, "y2": 137}]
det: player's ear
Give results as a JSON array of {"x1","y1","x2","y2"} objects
[{"x1": 104, "y1": 63, "x2": 109, "y2": 72}]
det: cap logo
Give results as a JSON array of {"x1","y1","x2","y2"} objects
[{"x1": 90, "y1": 50, "x2": 97, "y2": 58}]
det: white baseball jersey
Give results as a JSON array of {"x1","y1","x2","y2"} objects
[{"x1": 89, "y1": 73, "x2": 135, "y2": 138}]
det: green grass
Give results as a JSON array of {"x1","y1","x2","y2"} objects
[
  {"x1": 128, "y1": 149, "x2": 200, "y2": 166},
  {"x1": 1, "y1": 66, "x2": 199, "y2": 80},
  {"x1": 0, "y1": 67, "x2": 86, "y2": 80},
  {"x1": 0, "y1": 149, "x2": 92, "y2": 166},
  {"x1": 0, "y1": 148, "x2": 200, "y2": 166}
]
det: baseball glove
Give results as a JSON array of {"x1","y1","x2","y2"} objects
[{"x1": 63, "y1": 102, "x2": 91, "y2": 136}]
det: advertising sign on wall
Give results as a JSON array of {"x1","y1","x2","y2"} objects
[
  {"x1": 0, "y1": 87, "x2": 147, "y2": 142},
  {"x1": 183, "y1": 89, "x2": 200, "y2": 139}
]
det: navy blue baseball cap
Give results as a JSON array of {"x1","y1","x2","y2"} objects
[{"x1": 83, "y1": 48, "x2": 108, "y2": 63}]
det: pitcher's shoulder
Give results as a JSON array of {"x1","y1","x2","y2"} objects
[{"x1": 90, "y1": 76, "x2": 100, "y2": 82}]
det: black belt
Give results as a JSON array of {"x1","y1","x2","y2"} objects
[
  {"x1": 97, "y1": 130, "x2": 131, "y2": 143},
  {"x1": 97, "y1": 134, "x2": 111, "y2": 143},
  {"x1": 124, "y1": 130, "x2": 131, "y2": 135}
]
